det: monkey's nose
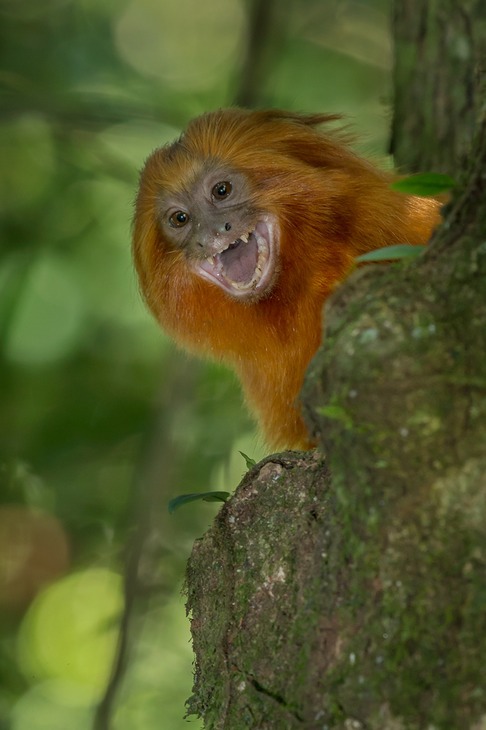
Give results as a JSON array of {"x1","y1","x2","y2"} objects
[{"x1": 224, "y1": 222, "x2": 232, "y2": 231}]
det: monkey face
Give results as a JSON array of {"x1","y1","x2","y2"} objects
[{"x1": 157, "y1": 163, "x2": 279, "y2": 301}]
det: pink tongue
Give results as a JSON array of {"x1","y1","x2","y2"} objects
[{"x1": 219, "y1": 237, "x2": 258, "y2": 283}]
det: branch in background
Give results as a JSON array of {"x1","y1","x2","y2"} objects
[
  {"x1": 234, "y1": 0, "x2": 280, "y2": 108},
  {"x1": 0, "y1": 89, "x2": 187, "y2": 132},
  {"x1": 93, "y1": 354, "x2": 201, "y2": 730}
]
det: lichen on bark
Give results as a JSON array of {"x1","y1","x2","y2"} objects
[{"x1": 186, "y1": 451, "x2": 334, "y2": 728}]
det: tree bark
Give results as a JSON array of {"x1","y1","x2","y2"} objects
[
  {"x1": 185, "y1": 3, "x2": 486, "y2": 728},
  {"x1": 390, "y1": 0, "x2": 485, "y2": 173}
]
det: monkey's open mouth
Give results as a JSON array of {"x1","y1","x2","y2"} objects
[{"x1": 195, "y1": 217, "x2": 277, "y2": 299}]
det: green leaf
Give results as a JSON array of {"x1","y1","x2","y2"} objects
[
  {"x1": 356, "y1": 244, "x2": 426, "y2": 263},
  {"x1": 168, "y1": 491, "x2": 230, "y2": 514},
  {"x1": 391, "y1": 173, "x2": 455, "y2": 196},
  {"x1": 239, "y1": 451, "x2": 256, "y2": 469}
]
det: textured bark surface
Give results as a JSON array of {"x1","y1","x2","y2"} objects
[
  {"x1": 185, "y1": 2, "x2": 486, "y2": 728},
  {"x1": 390, "y1": 0, "x2": 486, "y2": 173},
  {"x1": 301, "y1": 117, "x2": 486, "y2": 727},
  {"x1": 186, "y1": 451, "x2": 334, "y2": 728}
]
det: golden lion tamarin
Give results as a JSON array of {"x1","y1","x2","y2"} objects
[{"x1": 133, "y1": 109, "x2": 441, "y2": 449}]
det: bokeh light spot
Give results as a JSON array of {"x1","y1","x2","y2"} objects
[
  {"x1": 17, "y1": 569, "x2": 123, "y2": 700},
  {"x1": 11, "y1": 680, "x2": 94, "y2": 730},
  {"x1": 114, "y1": 0, "x2": 246, "y2": 91},
  {"x1": 6, "y1": 253, "x2": 86, "y2": 365},
  {"x1": 0, "y1": 506, "x2": 70, "y2": 611}
]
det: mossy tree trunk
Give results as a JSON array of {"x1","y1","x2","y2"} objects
[{"x1": 185, "y1": 3, "x2": 486, "y2": 728}]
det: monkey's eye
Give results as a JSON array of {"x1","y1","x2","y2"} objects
[
  {"x1": 169, "y1": 210, "x2": 189, "y2": 228},
  {"x1": 212, "y1": 181, "x2": 232, "y2": 200}
]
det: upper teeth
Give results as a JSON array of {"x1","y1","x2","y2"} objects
[{"x1": 204, "y1": 229, "x2": 269, "y2": 289}]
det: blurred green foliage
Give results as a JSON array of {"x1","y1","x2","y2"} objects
[{"x1": 0, "y1": 0, "x2": 391, "y2": 727}]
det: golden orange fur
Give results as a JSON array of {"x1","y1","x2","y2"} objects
[{"x1": 133, "y1": 109, "x2": 441, "y2": 449}]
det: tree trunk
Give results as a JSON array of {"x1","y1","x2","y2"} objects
[
  {"x1": 390, "y1": 0, "x2": 484, "y2": 173},
  {"x1": 185, "y1": 3, "x2": 486, "y2": 728}
]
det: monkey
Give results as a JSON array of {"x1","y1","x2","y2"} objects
[{"x1": 132, "y1": 109, "x2": 442, "y2": 450}]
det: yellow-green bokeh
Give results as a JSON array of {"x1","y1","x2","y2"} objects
[{"x1": 17, "y1": 569, "x2": 123, "y2": 698}]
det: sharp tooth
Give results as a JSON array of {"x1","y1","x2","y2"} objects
[
  {"x1": 240, "y1": 233, "x2": 248, "y2": 244},
  {"x1": 256, "y1": 235, "x2": 267, "y2": 249},
  {"x1": 206, "y1": 256, "x2": 215, "y2": 265}
]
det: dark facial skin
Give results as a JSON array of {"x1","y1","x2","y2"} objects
[
  {"x1": 156, "y1": 162, "x2": 279, "y2": 300},
  {"x1": 158, "y1": 165, "x2": 259, "y2": 260}
]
